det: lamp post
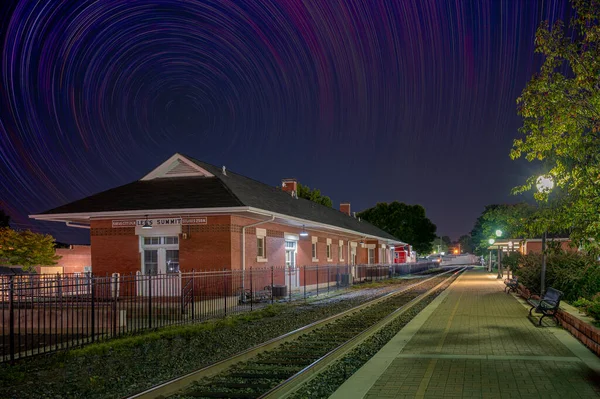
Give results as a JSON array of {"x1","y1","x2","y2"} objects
[
  {"x1": 495, "y1": 230, "x2": 503, "y2": 279},
  {"x1": 488, "y1": 238, "x2": 495, "y2": 272},
  {"x1": 536, "y1": 175, "x2": 554, "y2": 295}
]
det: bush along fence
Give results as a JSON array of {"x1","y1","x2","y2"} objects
[{"x1": 0, "y1": 262, "x2": 437, "y2": 363}]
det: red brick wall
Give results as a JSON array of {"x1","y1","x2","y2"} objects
[
  {"x1": 523, "y1": 240, "x2": 577, "y2": 254},
  {"x1": 55, "y1": 245, "x2": 91, "y2": 273},
  {"x1": 91, "y1": 220, "x2": 139, "y2": 276},
  {"x1": 179, "y1": 215, "x2": 233, "y2": 271}
]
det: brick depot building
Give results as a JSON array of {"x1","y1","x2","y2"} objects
[{"x1": 31, "y1": 154, "x2": 408, "y2": 276}]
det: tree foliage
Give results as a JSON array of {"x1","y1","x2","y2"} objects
[
  {"x1": 0, "y1": 228, "x2": 60, "y2": 271},
  {"x1": 512, "y1": 0, "x2": 600, "y2": 251},
  {"x1": 297, "y1": 183, "x2": 333, "y2": 208},
  {"x1": 0, "y1": 209, "x2": 9, "y2": 228},
  {"x1": 470, "y1": 203, "x2": 537, "y2": 255},
  {"x1": 457, "y1": 235, "x2": 474, "y2": 253},
  {"x1": 358, "y1": 202, "x2": 437, "y2": 254}
]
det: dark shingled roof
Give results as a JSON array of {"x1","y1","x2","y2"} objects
[{"x1": 39, "y1": 155, "x2": 399, "y2": 242}]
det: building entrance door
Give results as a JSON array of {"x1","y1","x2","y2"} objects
[
  {"x1": 285, "y1": 240, "x2": 299, "y2": 290},
  {"x1": 139, "y1": 236, "x2": 181, "y2": 296}
]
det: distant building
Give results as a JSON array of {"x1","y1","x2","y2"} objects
[
  {"x1": 487, "y1": 238, "x2": 577, "y2": 255},
  {"x1": 30, "y1": 154, "x2": 407, "y2": 276},
  {"x1": 37, "y1": 245, "x2": 91, "y2": 274}
]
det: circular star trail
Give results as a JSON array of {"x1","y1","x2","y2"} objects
[{"x1": 0, "y1": 0, "x2": 571, "y2": 242}]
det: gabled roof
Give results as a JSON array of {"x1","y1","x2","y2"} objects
[{"x1": 35, "y1": 154, "x2": 401, "y2": 242}]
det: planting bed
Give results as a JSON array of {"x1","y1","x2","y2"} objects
[
  {"x1": 0, "y1": 275, "x2": 428, "y2": 399},
  {"x1": 171, "y1": 272, "x2": 457, "y2": 399}
]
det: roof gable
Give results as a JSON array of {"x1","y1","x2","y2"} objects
[{"x1": 141, "y1": 153, "x2": 214, "y2": 180}]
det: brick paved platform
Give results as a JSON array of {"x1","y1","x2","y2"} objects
[{"x1": 331, "y1": 269, "x2": 600, "y2": 398}]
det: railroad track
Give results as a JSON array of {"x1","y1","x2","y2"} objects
[{"x1": 129, "y1": 267, "x2": 465, "y2": 399}]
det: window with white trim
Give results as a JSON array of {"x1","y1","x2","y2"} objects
[
  {"x1": 368, "y1": 248, "x2": 375, "y2": 264},
  {"x1": 312, "y1": 243, "x2": 317, "y2": 260},
  {"x1": 338, "y1": 244, "x2": 343, "y2": 261},
  {"x1": 257, "y1": 237, "x2": 265, "y2": 258},
  {"x1": 326, "y1": 243, "x2": 332, "y2": 261}
]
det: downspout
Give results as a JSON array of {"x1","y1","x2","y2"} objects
[{"x1": 241, "y1": 215, "x2": 275, "y2": 289}]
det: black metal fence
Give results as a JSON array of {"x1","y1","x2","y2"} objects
[{"x1": 0, "y1": 262, "x2": 436, "y2": 363}]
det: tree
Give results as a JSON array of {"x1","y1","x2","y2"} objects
[
  {"x1": 457, "y1": 235, "x2": 474, "y2": 253},
  {"x1": 0, "y1": 228, "x2": 60, "y2": 272},
  {"x1": 512, "y1": 0, "x2": 600, "y2": 252},
  {"x1": 470, "y1": 203, "x2": 536, "y2": 255},
  {"x1": 358, "y1": 202, "x2": 437, "y2": 254},
  {"x1": 297, "y1": 183, "x2": 333, "y2": 208},
  {"x1": 0, "y1": 209, "x2": 9, "y2": 228},
  {"x1": 432, "y1": 237, "x2": 449, "y2": 254}
]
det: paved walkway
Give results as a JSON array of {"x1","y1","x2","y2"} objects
[{"x1": 331, "y1": 269, "x2": 600, "y2": 399}]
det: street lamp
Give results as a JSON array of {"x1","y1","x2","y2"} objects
[
  {"x1": 494, "y1": 230, "x2": 503, "y2": 279},
  {"x1": 537, "y1": 175, "x2": 554, "y2": 294},
  {"x1": 488, "y1": 239, "x2": 495, "y2": 272},
  {"x1": 495, "y1": 230, "x2": 503, "y2": 237}
]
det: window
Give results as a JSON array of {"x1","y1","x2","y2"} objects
[
  {"x1": 368, "y1": 248, "x2": 375, "y2": 265},
  {"x1": 339, "y1": 244, "x2": 344, "y2": 261},
  {"x1": 326, "y1": 244, "x2": 332, "y2": 260},
  {"x1": 143, "y1": 236, "x2": 178, "y2": 245},
  {"x1": 144, "y1": 237, "x2": 160, "y2": 245},
  {"x1": 312, "y1": 242, "x2": 317, "y2": 259},
  {"x1": 144, "y1": 250, "x2": 158, "y2": 275},
  {"x1": 166, "y1": 250, "x2": 180, "y2": 273},
  {"x1": 257, "y1": 237, "x2": 265, "y2": 258},
  {"x1": 164, "y1": 236, "x2": 179, "y2": 245}
]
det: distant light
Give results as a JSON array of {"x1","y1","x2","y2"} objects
[
  {"x1": 299, "y1": 225, "x2": 308, "y2": 237},
  {"x1": 440, "y1": 252, "x2": 445, "y2": 255},
  {"x1": 536, "y1": 175, "x2": 554, "y2": 193},
  {"x1": 390, "y1": 246, "x2": 395, "y2": 250},
  {"x1": 495, "y1": 230, "x2": 502, "y2": 237},
  {"x1": 454, "y1": 249, "x2": 459, "y2": 254},
  {"x1": 488, "y1": 238, "x2": 495, "y2": 245}
]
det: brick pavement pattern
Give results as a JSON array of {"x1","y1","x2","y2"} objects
[{"x1": 362, "y1": 270, "x2": 600, "y2": 398}]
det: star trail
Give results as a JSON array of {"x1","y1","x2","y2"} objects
[{"x1": 0, "y1": 0, "x2": 571, "y2": 243}]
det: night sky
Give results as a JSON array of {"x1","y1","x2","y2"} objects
[{"x1": 0, "y1": 0, "x2": 571, "y2": 244}]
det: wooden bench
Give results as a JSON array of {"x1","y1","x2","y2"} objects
[
  {"x1": 504, "y1": 277, "x2": 519, "y2": 294},
  {"x1": 527, "y1": 287, "x2": 563, "y2": 326}
]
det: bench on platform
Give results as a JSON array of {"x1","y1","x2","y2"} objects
[
  {"x1": 504, "y1": 277, "x2": 519, "y2": 294},
  {"x1": 527, "y1": 287, "x2": 563, "y2": 326}
]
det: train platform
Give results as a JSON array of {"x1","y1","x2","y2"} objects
[{"x1": 330, "y1": 269, "x2": 600, "y2": 398}]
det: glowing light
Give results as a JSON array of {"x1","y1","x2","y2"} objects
[{"x1": 536, "y1": 175, "x2": 554, "y2": 193}]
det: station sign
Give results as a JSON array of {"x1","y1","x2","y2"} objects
[{"x1": 112, "y1": 217, "x2": 207, "y2": 228}]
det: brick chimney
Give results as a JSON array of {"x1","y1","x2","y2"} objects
[
  {"x1": 340, "y1": 203, "x2": 351, "y2": 216},
  {"x1": 282, "y1": 178, "x2": 298, "y2": 196}
]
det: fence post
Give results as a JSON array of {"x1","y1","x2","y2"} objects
[
  {"x1": 191, "y1": 271, "x2": 196, "y2": 321},
  {"x1": 288, "y1": 265, "x2": 292, "y2": 302},
  {"x1": 271, "y1": 265, "x2": 274, "y2": 305},
  {"x1": 303, "y1": 266, "x2": 306, "y2": 301},
  {"x1": 148, "y1": 275, "x2": 152, "y2": 329},
  {"x1": 223, "y1": 269, "x2": 227, "y2": 317},
  {"x1": 327, "y1": 266, "x2": 330, "y2": 294},
  {"x1": 90, "y1": 276, "x2": 95, "y2": 343},
  {"x1": 250, "y1": 268, "x2": 253, "y2": 311},
  {"x1": 316, "y1": 264, "x2": 319, "y2": 296},
  {"x1": 112, "y1": 274, "x2": 118, "y2": 337},
  {"x1": 9, "y1": 276, "x2": 15, "y2": 364}
]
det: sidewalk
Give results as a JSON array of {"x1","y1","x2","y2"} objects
[{"x1": 331, "y1": 269, "x2": 600, "y2": 398}]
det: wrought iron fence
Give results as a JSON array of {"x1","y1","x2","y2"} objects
[{"x1": 0, "y1": 262, "x2": 436, "y2": 363}]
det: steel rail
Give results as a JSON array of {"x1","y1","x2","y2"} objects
[
  {"x1": 259, "y1": 267, "x2": 465, "y2": 399},
  {"x1": 128, "y1": 267, "x2": 463, "y2": 399}
]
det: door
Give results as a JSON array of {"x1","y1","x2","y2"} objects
[
  {"x1": 285, "y1": 241, "x2": 299, "y2": 290},
  {"x1": 139, "y1": 236, "x2": 181, "y2": 296}
]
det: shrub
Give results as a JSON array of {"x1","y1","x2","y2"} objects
[
  {"x1": 572, "y1": 295, "x2": 600, "y2": 323},
  {"x1": 514, "y1": 251, "x2": 600, "y2": 302}
]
